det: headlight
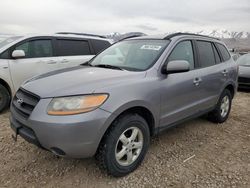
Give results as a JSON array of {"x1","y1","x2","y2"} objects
[{"x1": 47, "y1": 94, "x2": 108, "y2": 115}]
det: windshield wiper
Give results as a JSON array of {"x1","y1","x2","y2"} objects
[
  {"x1": 93, "y1": 64, "x2": 124, "y2": 70},
  {"x1": 81, "y1": 61, "x2": 93, "y2": 66}
]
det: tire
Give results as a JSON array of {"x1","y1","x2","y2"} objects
[
  {"x1": 96, "y1": 113, "x2": 150, "y2": 177},
  {"x1": 0, "y1": 84, "x2": 11, "y2": 113},
  {"x1": 208, "y1": 89, "x2": 232, "y2": 123}
]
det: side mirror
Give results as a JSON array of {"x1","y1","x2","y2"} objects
[
  {"x1": 12, "y1": 50, "x2": 25, "y2": 59},
  {"x1": 163, "y1": 60, "x2": 190, "y2": 74}
]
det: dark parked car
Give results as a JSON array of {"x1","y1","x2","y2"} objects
[{"x1": 237, "y1": 54, "x2": 250, "y2": 89}]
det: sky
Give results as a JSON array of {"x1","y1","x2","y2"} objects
[{"x1": 0, "y1": 0, "x2": 249, "y2": 35}]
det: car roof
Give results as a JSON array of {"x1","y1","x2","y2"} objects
[
  {"x1": 15, "y1": 33, "x2": 112, "y2": 42},
  {"x1": 0, "y1": 33, "x2": 113, "y2": 52}
]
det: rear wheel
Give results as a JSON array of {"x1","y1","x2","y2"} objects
[
  {"x1": 208, "y1": 89, "x2": 232, "y2": 123},
  {"x1": 0, "y1": 84, "x2": 11, "y2": 113},
  {"x1": 96, "y1": 113, "x2": 150, "y2": 177}
]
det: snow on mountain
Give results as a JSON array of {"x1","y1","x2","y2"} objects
[
  {"x1": 107, "y1": 30, "x2": 250, "y2": 52},
  {"x1": 196, "y1": 30, "x2": 250, "y2": 39},
  {"x1": 107, "y1": 30, "x2": 250, "y2": 40},
  {"x1": 106, "y1": 32, "x2": 146, "y2": 42}
]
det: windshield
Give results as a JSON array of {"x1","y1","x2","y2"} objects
[
  {"x1": 0, "y1": 36, "x2": 23, "y2": 49},
  {"x1": 90, "y1": 40, "x2": 170, "y2": 71},
  {"x1": 237, "y1": 54, "x2": 250, "y2": 66}
]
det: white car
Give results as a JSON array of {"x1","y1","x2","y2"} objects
[{"x1": 0, "y1": 33, "x2": 112, "y2": 112}]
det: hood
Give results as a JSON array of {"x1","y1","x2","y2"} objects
[
  {"x1": 22, "y1": 66, "x2": 146, "y2": 98},
  {"x1": 239, "y1": 65, "x2": 250, "y2": 78}
]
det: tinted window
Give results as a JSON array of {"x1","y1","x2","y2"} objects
[
  {"x1": 0, "y1": 50, "x2": 10, "y2": 59},
  {"x1": 15, "y1": 39, "x2": 53, "y2": 58},
  {"x1": 212, "y1": 44, "x2": 221, "y2": 63},
  {"x1": 217, "y1": 43, "x2": 231, "y2": 61},
  {"x1": 91, "y1": 39, "x2": 111, "y2": 54},
  {"x1": 31, "y1": 40, "x2": 53, "y2": 57},
  {"x1": 197, "y1": 41, "x2": 216, "y2": 68},
  {"x1": 57, "y1": 39, "x2": 91, "y2": 56},
  {"x1": 168, "y1": 41, "x2": 194, "y2": 69},
  {"x1": 16, "y1": 42, "x2": 30, "y2": 56}
]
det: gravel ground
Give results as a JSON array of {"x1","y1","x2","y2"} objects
[{"x1": 0, "y1": 91, "x2": 249, "y2": 188}]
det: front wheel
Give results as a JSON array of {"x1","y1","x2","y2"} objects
[
  {"x1": 96, "y1": 113, "x2": 150, "y2": 177},
  {"x1": 208, "y1": 89, "x2": 232, "y2": 123},
  {"x1": 0, "y1": 84, "x2": 11, "y2": 113}
]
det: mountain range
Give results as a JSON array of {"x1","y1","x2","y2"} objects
[
  {"x1": 106, "y1": 30, "x2": 250, "y2": 52},
  {"x1": 1, "y1": 30, "x2": 249, "y2": 52},
  {"x1": 195, "y1": 30, "x2": 249, "y2": 39}
]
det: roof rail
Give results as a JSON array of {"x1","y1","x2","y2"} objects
[
  {"x1": 56, "y1": 32, "x2": 107, "y2": 38},
  {"x1": 164, "y1": 32, "x2": 220, "y2": 40},
  {"x1": 116, "y1": 33, "x2": 147, "y2": 42}
]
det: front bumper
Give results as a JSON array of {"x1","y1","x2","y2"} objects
[{"x1": 10, "y1": 98, "x2": 114, "y2": 158}]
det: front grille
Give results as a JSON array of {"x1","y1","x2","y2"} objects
[
  {"x1": 12, "y1": 88, "x2": 40, "y2": 119},
  {"x1": 238, "y1": 77, "x2": 250, "y2": 83}
]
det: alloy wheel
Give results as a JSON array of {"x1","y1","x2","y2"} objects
[
  {"x1": 115, "y1": 127, "x2": 144, "y2": 166},
  {"x1": 220, "y1": 95, "x2": 230, "y2": 118}
]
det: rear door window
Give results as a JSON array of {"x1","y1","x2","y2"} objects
[
  {"x1": 56, "y1": 39, "x2": 91, "y2": 56},
  {"x1": 216, "y1": 43, "x2": 231, "y2": 61},
  {"x1": 197, "y1": 41, "x2": 216, "y2": 68}
]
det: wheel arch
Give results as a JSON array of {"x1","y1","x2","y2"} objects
[
  {"x1": 96, "y1": 105, "x2": 157, "y2": 156},
  {"x1": 224, "y1": 83, "x2": 236, "y2": 98},
  {"x1": 0, "y1": 78, "x2": 12, "y2": 97}
]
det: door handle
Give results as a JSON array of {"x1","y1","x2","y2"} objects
[
  {"x1": 47, "y1": 60, "x2": 57, "y2": 64},
  {"x1": 221, "y1": 69, "x2": 228, "y2": 76},
  {"x1": 61, "y1": 59, "x2": 69, "y2": 63},
  {"x1": 193, "y1": 77, "x2": 202, "y2": 86}
]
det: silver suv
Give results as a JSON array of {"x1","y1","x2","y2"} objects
[
  {"x1": 10, "y1": 33, "x2": 238, "y2": 177},
  {"x1": 0, "y1": 33, "x2": 112, "y2": 112}
]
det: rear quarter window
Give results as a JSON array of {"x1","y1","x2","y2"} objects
[
  {"x1": 216, "y1": 43, "x2": 231, "y2": 61},
  {"x1": 91, "y1": 39, "x2": 111, "y2": 54}
]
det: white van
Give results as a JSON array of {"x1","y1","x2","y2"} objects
[{"x1": 0, "y1": 33, "x2": 112, "y2": 112}]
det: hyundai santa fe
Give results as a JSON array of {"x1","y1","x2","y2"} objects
[{"x1": 10, "y1": 33, "x2": 238, "y2": 177}]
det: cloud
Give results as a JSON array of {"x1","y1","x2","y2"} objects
[
  {"x1": 135, "y1": 24, "x2": 158, "y2": 31},
  {"x1": 0, "y1": 0, "x2": 249, "y2": 35}
]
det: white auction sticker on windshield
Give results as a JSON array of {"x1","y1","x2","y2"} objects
[{"x1": 140, "y1": 45, "x2": 162, "y2": 51}]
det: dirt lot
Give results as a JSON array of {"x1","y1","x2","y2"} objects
[{"x1": 0, "y1": 91, "x2": 249, "y2": 188}]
